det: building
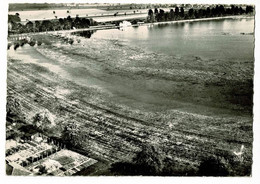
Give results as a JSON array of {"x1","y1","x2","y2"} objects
[{"x1": 6, "y1": 134, "x2": 97, "y2": 176}]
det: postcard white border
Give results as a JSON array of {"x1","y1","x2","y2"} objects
[{"x1": 1, "y1": 1, "x2": 259, "y2": 184}]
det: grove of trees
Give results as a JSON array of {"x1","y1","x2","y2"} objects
[
  {"x1": 147, "y1": 5, "x2": 254, "y2": 23},
  {"x1": 8, "y1": 14, "x2": 97, "y2": 34},
  {"x1": 8, "y1": 5, "x2": 254, "y2": 34},
  {"x1": 110, "y1": 144, "x2": 197, "y2": 176},
  {"x1": 110, "y1": 144, "x2": 164, "y2": 176},
  {"x1": 109, "y1": 142, "x2": 251, "y2": 176}
]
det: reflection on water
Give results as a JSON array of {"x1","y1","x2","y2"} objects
[
  {"x1": 69, "y1": 18, "x2": 254, "y2": 115},
  {"x1": 90, "y1": 17, "x2": 254, "y2": 60}
]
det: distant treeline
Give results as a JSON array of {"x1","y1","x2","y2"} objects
[
  {"x1": 8, "y1": 15, "x2": 98, "y2": 34},
  {"x1": 147, "y1": 5, "x2": 254, "y2": 22},
  {"x1": 9, "y1": 3, "x2": 65, "y2": 11}
]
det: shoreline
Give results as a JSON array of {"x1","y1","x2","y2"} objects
[
  {"x1": 8, "y1": 15, "x2": 253, "y2": 38},
  {"x1": 139, "y1": 15, "x2": 253, "y2": 27}
]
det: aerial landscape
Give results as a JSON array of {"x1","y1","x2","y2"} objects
[{"x1": 6, "y1": 3, "x2": 255, "y2": 176}]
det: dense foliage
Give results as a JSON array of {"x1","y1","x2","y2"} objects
[
  {"x1": 61, "y1": 120, "x2": 81, "y2": 146},
  {"x1": 147, "y1": 5, "x2": 254, "y2": 23},
  {"x1": 32, "y1": 110, "x2": 55, "y2": 131},
  {"x1": 110, "y1": 144, "x2": 197, "y2": 176},
  {"x1": 8, "y1": 15, "x2": 97, "y2": 34},
  {"x1": 110, "y1": 144, "x2": 164, "y2": 176},
  {"x1": 6, "y1": 96, "x2": 25, "y2": 123},
  {"x1": 109, "y1": 143, "x2": 251, "y2": 176},
  {"x1": 197, "y1": 156, "x2": 229, "y2": 176},
  {"x1": 8, "y1": 5, "x2": 254, "y2": 34}
]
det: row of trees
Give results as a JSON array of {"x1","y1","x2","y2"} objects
[
  {"x1": 147, "y1": 5, "x2": 254, "y2": 22},
  {"x1": 110, "y1": 143, "x2": 250, "y2": 176},
  {"x1": 8, "y1": 14, "x2": 97, "y2": 34},
  {"x1": 109, "y1": 144, "x2": 224, "y2": 176}
]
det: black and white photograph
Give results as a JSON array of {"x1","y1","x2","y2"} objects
[{"x1": 2, "y1": 0, "x2": 260, "y2": 182}]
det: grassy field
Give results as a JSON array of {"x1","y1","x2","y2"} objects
[{"x1": 9, "y1": 7, "x2": 148, "y2": 22}]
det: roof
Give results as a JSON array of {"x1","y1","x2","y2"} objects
[
  {"x1": 8, "y1": 162, "x2": 32, "y2": 176},
  {"x1": 12, "y1": 167, "x2": 31, "y2": 176}
]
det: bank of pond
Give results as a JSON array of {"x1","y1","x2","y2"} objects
[{"x1": 8, "y1": 5, "x2": 254, "y2": 35}]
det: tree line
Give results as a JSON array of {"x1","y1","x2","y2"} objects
[
  {"x1": 110, "y1": 143, "x2": 251, "y2": 176},
  {"x1": 8, "y1": 14, "x2": 98, "y2": 34},
  {"x1": 147, "y1": 5, "x2": 254, "y2": 23}
]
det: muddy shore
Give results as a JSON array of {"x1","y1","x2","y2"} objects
[{"x1": 7, "y1": 30, "x2": 253, "y2": 175}]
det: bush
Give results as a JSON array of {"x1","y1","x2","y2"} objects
[
  {"x1": 37, "y1": 41, "x2": 42, "y2": 46},
  {"x1": 14, "y1": 43, "x2": 20, "y2": 50},
  {"x1": 6, "y1": 96, "x2": 25, "y2": 122},
  {"x1": 29, "y1": 41, "x2": 36, "y2": 46},
  {"x1": 197, "y1": 156, "x2": 229, "y2": 176},
  {"x1": 110, "y1": 162, "x2": 138, "y2": 176},
  {"x1": 68, "y1": 39, "x2": 74, "y2": 45},
  {"x1": 132, "y1": 144, "x2": 163, "y2": 175},
  {"x1": 32, "y1": 110, "x2": 56, "y2": 133},
  {"x1": 110, "y1": 144, "x2": 164, "y2": 176}
]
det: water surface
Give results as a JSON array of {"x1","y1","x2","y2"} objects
[
  {"x1": 92, "y1": 17, "x2": 254, "y2": 61},
  {"x1": 8, "y1": 17, "x2": 255, "y2": 117}
]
